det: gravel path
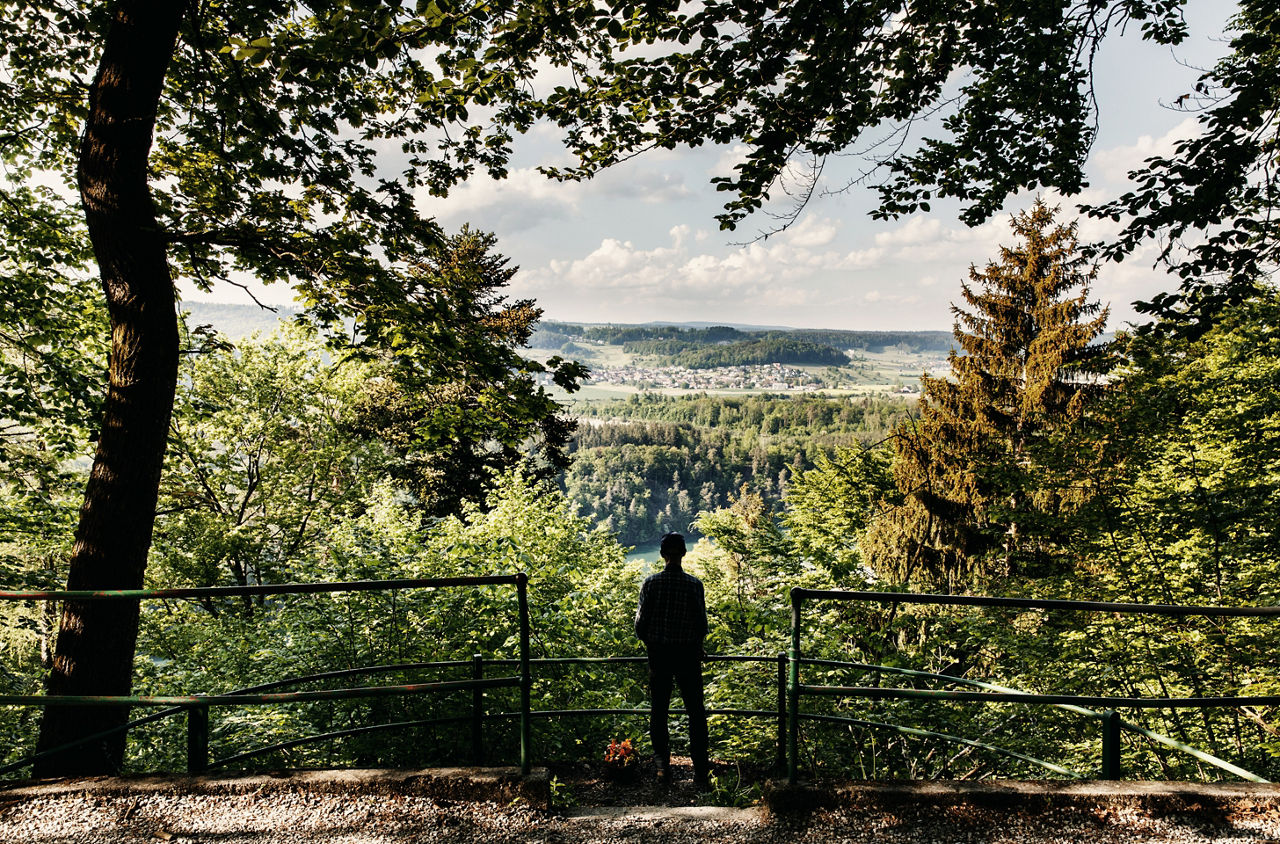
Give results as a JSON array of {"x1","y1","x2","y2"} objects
[{"x1": 4, "y1": 769, "x2": 1280, "y2": 843}]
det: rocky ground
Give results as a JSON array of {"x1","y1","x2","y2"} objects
[{"x1": 4, "y1": 762, "x2": 1280, "y2": 843}]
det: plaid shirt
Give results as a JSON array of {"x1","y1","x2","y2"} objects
[{"x1": 635, "y1": 566, "x2": 708, "y2": 646}]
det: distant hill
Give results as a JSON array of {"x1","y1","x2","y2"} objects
[
  {"x1": 787, "y1": 329, "x2": 955, "y2": 354},
  {"x1": 535, "y1": 320, "x2": 957, "y2": 355},
  {"x1": 177, "y1": 306, "x2": 962, "y2": 356},
  {"x1": 181, "y1": 302, "x2": 298, "y2": 340}
]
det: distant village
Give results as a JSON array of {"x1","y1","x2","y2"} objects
[{"x1": 589, "y1": 362, "x2": 837, "y2": 391}]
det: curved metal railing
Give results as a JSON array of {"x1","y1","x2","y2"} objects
[
  {"x1": 3, "y1": 579, "x2": 1277, "y2": 783},
  {"x1": 786, "y1": 588, "x2": 1280, "y2": 783}
]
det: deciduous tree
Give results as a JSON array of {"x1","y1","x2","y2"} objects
[
  {"x1": 783, "y1": 445, "x2": 892, "y2": 580},
  {"x1": 13, "y1": 0, "x2": 611, "y2": 776},
  {"x1": 1086, "y1": 0, "x2": 1279, "y2": 334},
  {"x1": 153, "y1": 323, "x2": 392, "y2": 596}
]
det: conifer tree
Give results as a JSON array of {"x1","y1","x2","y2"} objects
[{"x1": 867, "y1": 200, "x2": 1107, "y2": 590}]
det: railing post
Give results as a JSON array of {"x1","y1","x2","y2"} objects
[
  {"x1": 1101, "y1": 709, "x2": 1122, "y2": 779},
  {"x1": 187, "y1": 702, "x2": 209, "y2": 775},
  {"x1": 788, "y1": 588, "x2": 802, "y2": 784},
  {"x1": 775, "y1": 652, "x2": 787, "y2": 771},
  {"x1": 471, "y1": 653, "x2": 484, "y2": 764},
  {"x1": 516, "y1": 572, "x2": 532, "y2": 775}
]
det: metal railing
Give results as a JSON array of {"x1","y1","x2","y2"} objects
[
  {"x1": 5, "y1": 579, "x2": 1280, "y2": 784},
  {"x1": 0, "y1": 575, "x2": 534, "y2": 775},
  {"x1": 786, "y1": 588, "x2": 1280, "y2": 784}
]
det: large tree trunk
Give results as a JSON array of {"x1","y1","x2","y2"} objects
[{"x1": 34, "y1": 0, "x2": 187, "y2": 778}]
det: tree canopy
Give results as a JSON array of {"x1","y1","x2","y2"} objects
[
  {"x1": 342, "y1": 227, "x2": 587, "y2": 517},
  {"x1": 1086, "y1": 0, "x2": 1279, "y2": 331},
  {"x1": 539, "y1": 0, "x2": 1190, "y2": 230},
  {"x1": 6, "y1": 0, "x2": 612, "y2": 775}
]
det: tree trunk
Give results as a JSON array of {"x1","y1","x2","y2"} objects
[{"x1": 34, "y1": 0, "x2": 187, "y2": 778}]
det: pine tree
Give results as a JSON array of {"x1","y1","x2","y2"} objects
[{"x1": 868, "y1": 200, "x2": 1107, "y2": 590}]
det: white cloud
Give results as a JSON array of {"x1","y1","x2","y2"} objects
[
  {"x1": 595, "y1": 167, "x2": 691, "y2": 203},
  {"x1": 710, "y1": 144, "x2": 751, "y2": 176},
  {"x1": 785, "y1": 215, "x2": 839, "y2": 248},
  {"x1": 1091, "y1": 117, "x2": 1201, "y2": 186},
  {"x1": 512, "y1": 214, "x2": 960, "y2": 327},
  {"x1": 419, "y1": 167, "x2": 584, "y2": 233}
]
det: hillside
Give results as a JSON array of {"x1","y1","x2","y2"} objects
[{"x1": 530, "y1": 320, "x2": 954, "y2": 395}]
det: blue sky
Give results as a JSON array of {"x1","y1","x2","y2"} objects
[{"x1": 183, "y1": 0, "x2": 1238, "y2": 332}]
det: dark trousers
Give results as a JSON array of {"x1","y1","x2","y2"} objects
[{"x1": 646, "y1": 643, "x2": 709, "y2": 773}]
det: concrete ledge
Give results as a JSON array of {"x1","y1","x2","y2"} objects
[
  {"x1": 0, "y1": 766, "x2": 551, "y2": 812},
  {"x1": 763, "y1": 779, "x2": 1280, "y2": 817},
  {"x1": 565, "y1": 805, "x2": 760, "y2": 821}
]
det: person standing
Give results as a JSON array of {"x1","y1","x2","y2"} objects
[{"x1": 634, "y1": 532, "x2": 710, "y2": 787}]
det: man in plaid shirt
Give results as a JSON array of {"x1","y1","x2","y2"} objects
[{"x1": 635, "y1": 532, "x2": 710, "y2": 787}]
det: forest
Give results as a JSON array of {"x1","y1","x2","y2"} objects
[
  {"x1": 564, "y1": 393, "x2": 912, "y2": 545},
  {"x1": 532, "y1": 321, "x2": 956, "y2": 363},
  {"x1": 1, "y1": 0, "x2": 1278, "y2": 789}
]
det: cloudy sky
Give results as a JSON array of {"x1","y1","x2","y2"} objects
[{"x1": 185, "y1": 0, "x2": 1238, "y2": 332}]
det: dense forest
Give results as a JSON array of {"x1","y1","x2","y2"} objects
[
  {"x1": 564, "y1": 394, "x2": 912, "y2": 545},
  {"x1": 621, "y1": 337, "x2": 848, "y2": 368},
  {"x1": 5, "y1": 209, "x2": 1280, "y2": 783}
]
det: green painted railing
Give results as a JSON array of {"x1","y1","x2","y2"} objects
[
  {"x1": 787, "y1": 588, "x2": 1280, "y2": 784},
  {"x1": 0, "y1": 575, "x2": 535, "y2": 776},
  {"x1": 4, "y1": 579, "x2": 1277, "y2": 783}
]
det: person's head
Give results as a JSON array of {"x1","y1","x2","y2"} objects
[{"x1": 659, "y1": 532, "x2": 686, "y2": 565}]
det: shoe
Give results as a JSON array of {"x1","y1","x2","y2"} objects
[
  {"x1": 656, "y1": 764, "x2": 671, "y2": 785},
  {"x1": 692, "y1": 770, "x2": 711, "y2": 790}
]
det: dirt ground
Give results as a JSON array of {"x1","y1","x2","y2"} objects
[
  {"x1": 546, "y1": 755, "x2": 769, "y2": 808},
  {"x1": 6, "y1": 765, "x2": 1280, "y2": 843}
]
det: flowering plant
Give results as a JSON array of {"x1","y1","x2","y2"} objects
[{"x1": 604, "y1": 738, "x2": 635, "y2": 768}]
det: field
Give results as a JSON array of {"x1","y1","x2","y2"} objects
[{"x1": 531, "y1": 341, "x2": 951, "y2": 400}]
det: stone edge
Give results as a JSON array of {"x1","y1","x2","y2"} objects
[
  {"x1": 0, "y1": 767, "x2": 551, "y2": 812},
  {"x1": 762, "y1": 779, "x2": 1280, "y2": 817}
]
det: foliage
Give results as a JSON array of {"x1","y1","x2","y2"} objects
[
  {"x1": 4, "y1": 0, "x2": 1278, "y2": 785},
  {"x1": 541, "y1": 0, "x2": 1188, "y2": 230},
  {"x1": 1020, "y1": 290, "x2": 1280, "y2": 775},
  {"x1": 337, "y1": 227, "x2": 587, "y2": 518},
  {"x1": 4, "y1": 0, "x2": 621, "y2": 774},
  {"x1": 0, "y1": 185, "x2": 107, "y2": 766},
  {"x1": 641, "y1": 338, "x2": 849, "y2": 370},
  {"x1": 688, "y1": 490, "x2": 848, "y2": 764},
  {"x1": 783, "y1": 444, "x2": 894, "y2": 580},
  {"x1": 778, "y1": 290, "x2": 1280, "y2": 782},
  {"x1": 866, "y1": 201, "x2": 1107, "y2": 589},
  {"x1": 1086, "y1": 0, "x2": 1279, "y2": 334},
  {"x1": 565, "y1": 394, "x2": 910, "y2": 546},
  {"x1": 705, "y1": 763, "x2": 763, "y2": 807},
  {"x1": 1087, "y1": 289, "x2": 1280, "y2": 605},
  {"x1": 0, "y1": 189, "x2": 106, "y2": 592},
  {"x1": 129, "y1": 471, "x2": 642, "y2": 773},
  {"x1": 575, "y1": 393, "x2": 910, "y2": 435},
  {"x1": 548, "y1": 774, "x2": 577, "y2": 808},
  {"x1": 153, "y1": 322, "x2": 392, "y2": 591}
]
